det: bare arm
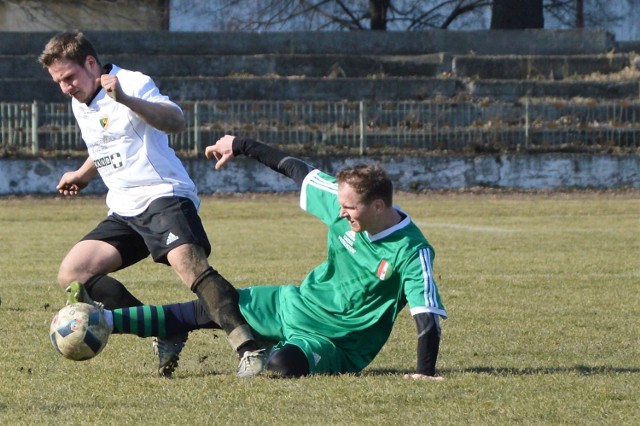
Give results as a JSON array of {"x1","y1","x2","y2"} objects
[
  {"x1": 100, "y1": 74, "x2": 185, "y2": 134},
  {"x1": 56, "y1": 156, "x2": 97, "y2": 196}
]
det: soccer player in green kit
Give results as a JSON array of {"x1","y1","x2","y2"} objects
[{"x1": 68, "y1": 134, "x2": 447, "y2": 380}]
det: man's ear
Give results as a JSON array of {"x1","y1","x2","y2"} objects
[
  {"x1": 373, "y1": 198, "x2": 385, "y2": 212},
  {"x1": 84, "y1": 55, "x2": 99, "y2": 71}
]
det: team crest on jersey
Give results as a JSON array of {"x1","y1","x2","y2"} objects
[
  {"x1": 376, "y1": 259, "x2": 392, "y2": 280},
  {"x1": 99, "y1": 116, "x2": 109, "y2": 129}
]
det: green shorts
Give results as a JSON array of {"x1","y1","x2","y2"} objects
[{"x1": 238, "y1": 285, "x2": 352, "y2": 375}]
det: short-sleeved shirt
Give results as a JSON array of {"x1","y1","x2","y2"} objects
[
  {"x1": 71, "y1": 64, "x2": 198, "y2": 217},
  {"x1": 240, "y1": 169, "x2": 446, "y2": 373}
]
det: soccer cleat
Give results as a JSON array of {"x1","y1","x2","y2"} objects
[
  {"x1": 153, "y1": 333, "x2": 188, "y2": 378},
  {"x1": 65, "y1": 281, "x2": 103, "y2": 309},
  {"x1": 236, "y1": 348, "x2": 267, "y2": 378}
]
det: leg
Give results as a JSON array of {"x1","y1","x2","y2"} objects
[
  {"x1": 167, "y1": 244, "x2": 260, "y2": 355},
  {"x1": 111, "y1": 299, "x2": 218, "y2": 337},
  {"x1": 57, "y1": 239, "x2": 122, "y2": 288},
  {"x1": 109, "y1": 298, "x2": 217, "y2": 377},
  {"x1": 59, "y1": 216, "x2": 150, "y2": 308},
  {"x1": 137, "y1": 197, "x2": 262, "y2": 376}
]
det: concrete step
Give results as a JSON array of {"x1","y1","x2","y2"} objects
[
  {"x1": 100, "y1": 53, "x2": 450, "y2": 78},
  {"x1": 453, "y1": 54, "x2": 633, "y2": 80},
  {"x1": 0, "y1": 77, "x2": 459, "y2": 103},
  {"x1": 7, "y1": 51, "x2": 637, "y2": 84},
  {"x1": 0, "y1": 51, "x2": 448, "y2": 82},
  {"x1": 0, "y1": 29, "x2": 616, "y2": 56},
  {"x1": 468, "y1": 79, "x2": 640, "y2": 101},
  {"x1": 2, "y1": 76, "x2": 639, "y2": 103}
]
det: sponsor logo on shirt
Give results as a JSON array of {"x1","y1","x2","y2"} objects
[
  {"x1": 338, "y1": 230, "x2": 356, "y2": 254},
  {"x1": 93, "y1": 152, "x2": 123, "y2": 170},
  {"x1": 377, "y1": 259, "x2": 392, "y2": 280}
]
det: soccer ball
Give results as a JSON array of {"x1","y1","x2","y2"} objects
[{"x1": 50, "y1": 303, "x2": 111, "y2": 361}]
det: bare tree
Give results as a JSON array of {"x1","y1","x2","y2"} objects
[
  {"x1": 194, "y1": 0, "x2": 491, "y2": 31},
  {"x1": 169, "y1": 0, "x2": 638, "y2": 35},
  {"x1": 543, "y1": 0, "x2": 629, "y2": 30}
]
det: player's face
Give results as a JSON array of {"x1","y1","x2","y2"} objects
[
  {"x1": 47, "y1": 57, "x2": 100, "y2": 104},
  {"x1": 337, "y1": 182, "x2": 380, "y2": 233}
]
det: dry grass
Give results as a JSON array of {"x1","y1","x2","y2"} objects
[{"x1": 0, "y1": 191, "x2": 638, "y2": 425}]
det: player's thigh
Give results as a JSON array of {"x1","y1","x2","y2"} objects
[
  {"x1": 79, "y1": 215, "x2": 150, "y2": 270},
  {"x1": 131, "y1": 197, "x2": 211, "y2": 265},
  {"x1": 238, "y1": 286, "x2": 285, "y2": 341},
  {"x1": 58, "y1": 239, "x2": 122, "y2": 286}
]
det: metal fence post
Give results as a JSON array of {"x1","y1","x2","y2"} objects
[
  {"x1": 193, "y1": 101, "x2": 200, "y2": 156},
  {"x1": 31, "y1": 101, "x2": 39, "y2": 155},
  {"x1": 524, "y1": 96, "x2": 530, "y2": 149},
  {"x1": 359, "y1": 100, "x2": 366, "y2": 155}
]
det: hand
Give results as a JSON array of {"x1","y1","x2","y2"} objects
[
  {"x1": 205, "y1": 135, "x2": 236, "y2": 170},
  {"x1": 99, "y1": 74, "x2": 125, "y2": 102},
  {"x1": 403, "y1": 373, "x2": 445, "y2": 382},
  {"x1": 56, "y1": 171, "x2": 88, "y2": 196}
]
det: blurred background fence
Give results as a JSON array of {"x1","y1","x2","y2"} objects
[{"x1": 2, "y1": 100, "x2": 639, "y2": 157}]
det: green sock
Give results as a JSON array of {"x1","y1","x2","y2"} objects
[{"x1": 111, "y1": 305, "x2": 167, "y2": 338}]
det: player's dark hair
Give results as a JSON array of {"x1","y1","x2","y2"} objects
[
  {"x1": 336, "y1": 164, "x2": 393, "y2": 207},
  {"x1": 38, "y1": 31, "x2": 101, "y2": 68}
]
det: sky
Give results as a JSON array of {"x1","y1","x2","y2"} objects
[{"x1": 169, "y1": 0, "x2": 638, "y2": 41}]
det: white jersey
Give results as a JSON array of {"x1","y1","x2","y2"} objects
[{"x1": 72, "y1": 64, "x2": 198, "y2": 216}]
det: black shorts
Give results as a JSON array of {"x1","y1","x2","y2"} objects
[{"x1": 81, "y1": 197, "x2": 212, "y2": 268}]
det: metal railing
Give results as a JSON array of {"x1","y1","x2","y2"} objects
[{"x1": 2, "y1": 100, "x2": 639, "y2": 156}]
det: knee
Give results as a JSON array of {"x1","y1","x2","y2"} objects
[
  {"x1": 56, "y1": 263, "x2": 77, "y2": 289},
  {"x1": 265, "y1": 345, "x2": 310, "y2": 378}
]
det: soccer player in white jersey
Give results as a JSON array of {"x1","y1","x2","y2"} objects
[
  {"x1": 78, "y1": 135, "x2": 447, "y2": 380},
  {"x1": 39, "y1": 32, "x2": 264, "y2": 378}
]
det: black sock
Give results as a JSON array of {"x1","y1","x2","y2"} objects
[{"x1": 84, "y1": 274, "x2": 143, "y2": 310}]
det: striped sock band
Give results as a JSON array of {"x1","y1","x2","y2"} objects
[{"x1": 112, "y1": 305, "x2": 167, "y2": 338}]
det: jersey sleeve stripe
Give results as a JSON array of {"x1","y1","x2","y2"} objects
[
  {"x1": 300, "y1": 170, "x2": 337, "y2": 211},
  {"x1": 419, "y1": 247, "x2": 438, "y2": 308}
]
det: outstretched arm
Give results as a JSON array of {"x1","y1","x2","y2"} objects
[{"x1": 205, "y1": 135, "x2": 315, "y2": 188}]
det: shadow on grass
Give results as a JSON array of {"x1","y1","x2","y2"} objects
[{"x1": 364, "y1": 365, "x2": 640, "y2": 377}]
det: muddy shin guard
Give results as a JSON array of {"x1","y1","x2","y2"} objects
[{"x1": 191, "y1": 267, "x2": 256, "y2": 351}]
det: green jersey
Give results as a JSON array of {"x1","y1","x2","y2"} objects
[{"x1": 268, "y1": 170, "x2": 446, "y2": 372}]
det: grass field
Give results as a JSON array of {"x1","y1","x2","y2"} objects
[{"x1": 0, "y1": 190, "x2": 638, "y2": 425}]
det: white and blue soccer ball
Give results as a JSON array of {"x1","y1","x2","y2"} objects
[{"x1": 50, "y1": 303, "x2": 111, "y2": 361}]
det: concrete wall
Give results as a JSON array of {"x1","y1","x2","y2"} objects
[
  {"x1": 1, "y1": 154, "x2": 637, "y2": 196},
  {"x1": 0, "y1": 1, "x2": 165, "y2": 31}
]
